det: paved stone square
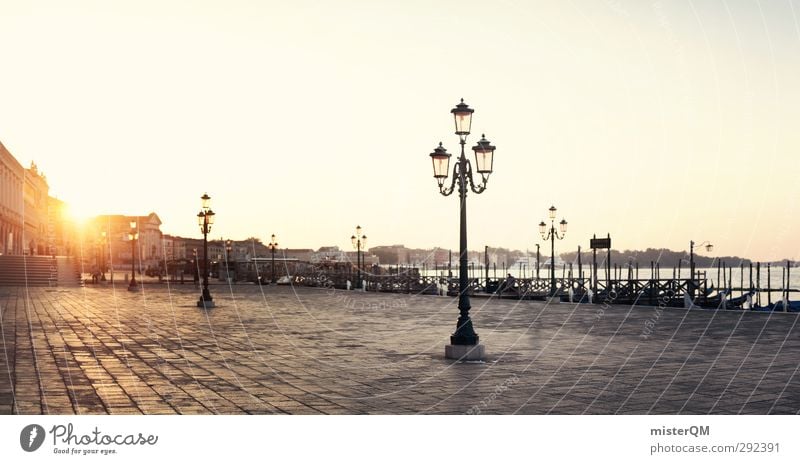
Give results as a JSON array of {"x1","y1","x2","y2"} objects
[{"x1": 1, "y1": 284, "x2": 798, "y2": 414}]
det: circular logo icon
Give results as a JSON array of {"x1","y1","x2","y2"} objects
[{"x1": 20, "y1": 424, "x2": 45, "y2": 452}]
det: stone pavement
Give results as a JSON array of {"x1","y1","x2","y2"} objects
[{"x1": 0, "y1": 284, "x2": 798, "y2": 414}]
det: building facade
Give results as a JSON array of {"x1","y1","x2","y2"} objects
[
  {"x1": 0, "y1": 142, "x2": 23, "y2": 255},
  {"x1": 23, "y1": 162, "x2": 50, "y2": 255},
  {"x1": 1, "y1": 142, "x2": 50, "y2": 255},
  {"x1": 87, "y1": 213, "x2": 163, "y2": 268}
]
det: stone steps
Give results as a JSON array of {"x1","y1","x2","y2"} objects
[
  {"x1": 55, "y1": 257, "x2": 82, "y2": 287},
  {"x1": 0, "y1": 255, "x2": 82, "y2": 287}
]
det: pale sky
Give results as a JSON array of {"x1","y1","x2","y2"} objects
[{"x1": 1, "y1": 0, "x2": 798, "y2": 261}]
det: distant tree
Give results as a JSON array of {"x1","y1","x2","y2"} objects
[{"x1": 560, "y1": 248, "x2": 753, "y2": 268}]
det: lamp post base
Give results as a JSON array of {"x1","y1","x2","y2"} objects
[
  {"x1": 127, "y1": 283, "x2": 138, "y2": 292},
  {"x1": 445, "y1": 344, "x2": 485, "y2": 361},
  {"x1": 197, "y1": 298, "x2": 215, "y2": 308}
]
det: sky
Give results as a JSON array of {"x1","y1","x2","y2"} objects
[{"x1": 1, "y1": 0, "x2": 799, "y2": 261}]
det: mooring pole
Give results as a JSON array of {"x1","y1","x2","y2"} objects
[
  {"x1": 767, "y1": 262, "x2": 771, "y2": 306},
  {"x1": 786, "y1": 260, "x2": 791, "y2": 304},
  {"x1": 756, "y1": 262, "x2": 761, "y2": 307},
  {"x1": 740, "y1": 263, "x2": 744, "y2": 298}
]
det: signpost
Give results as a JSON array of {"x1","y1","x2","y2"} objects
[{"x1": 590, "y1": 234, "x2": 612, "y2": 295}]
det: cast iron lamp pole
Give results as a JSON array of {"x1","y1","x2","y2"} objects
[
  {"x1": 196, "y1": 193, "x2": 216, "y2": 308},
  {"x1": 689, "y1": 240, "x2": 713, "y2": 298},
  {"x1": 350, "y1": 227, "x2": 366, "y2": 289},
  {"x1": 100, "y1": 231, "x2": 107, "y2": 281},
  {"x1": 268, "y1": 234, "x2": 278, "y2": 283},
  {"x1": 127, "y1": 220, "x2": 138, "y2": 291},
  {"x1": 689, "y1": 240, "x2": 714, "y2": 280},
  {"x1": 225, "y1": 239, "x2": 233, "y2": 281},
  {"x1": 539, "y1": 206, "x2": 567, "y2": 297},
  {"x1": 429, "y1": 99, "x2": 496, "y2": 359},
  {"x1": 192, "y1": 248, "x2": 199, "y2": 284}
]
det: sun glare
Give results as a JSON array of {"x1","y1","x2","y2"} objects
[{"x1": 63, "y1": 203, "x2": 93, "y2": 226}]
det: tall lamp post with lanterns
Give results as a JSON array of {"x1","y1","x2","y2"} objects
[
  {"x1": 429, "y1": 99, "x2": 496, "y2": 361},
  {"x1": 127, "y1": 220, "x2": 138, "y2": 291},
  {"x1": 689, "y1": 240, "x2": 713, "y2": 298},
  {"x1": 268, "y1": 234, "x2": 278, "y2": 283},
  {"x1": 351, "y1": 227, "x2": 366, "y2": 289},
  {"x1": 196, "y1": 193, "x2": 216, "y2": 308},
  {"x1": 539, "y1": 206, "x2": 567, "y2": 297}
]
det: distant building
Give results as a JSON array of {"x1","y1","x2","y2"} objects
[
  {"x1": 312, "y1": 246, "x2": 345, "y2": 263},
  {"x1": 226, "y1": 238, "x2": 267, "y2": 261},
  {"x1": 311, "y1": 246, "x2": 378, "y2": 265},
  {"x1": 370, "y1": 244, "x2": 409, "y2": 265},
  {"x1": 162, "y1": 234, "x2": 187, "y2": 262},
  {"x1": 279, "y1": 248, "x2": 314, "y2": 262},
  {"x1": 87, "y1": 213, "x2": 163, "y2": 267},
  {"x1": 343, "y1": 251, "x2": 379, "y2": 266},
  {"x1": 432, "y1": 247, "x2": 449, "y2": 265},
  {"x1": 182, "y1": 237, "x2": 204, "y2": 262}
]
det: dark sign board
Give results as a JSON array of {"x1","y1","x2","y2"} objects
[{"x1": 590, "y1": 237, "x2": 611, "y2": 249}]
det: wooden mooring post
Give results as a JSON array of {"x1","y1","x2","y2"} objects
[
  {"x1": 787, "y1": 260, "x2": 791, "y2": 304},
  {"x1": 740, "y1": 263, "x2": 744, "y2": 298},
  {"x1": 756, "y1": 262, "x2": 761, "y2": 307},
  {"x1": 767, "y1": 262, "x2": 771, "y2": 306}
]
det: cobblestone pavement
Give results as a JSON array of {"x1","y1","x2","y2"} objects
[{"x1": 1, "y1": 285, "x2": 798, "y2": 414}]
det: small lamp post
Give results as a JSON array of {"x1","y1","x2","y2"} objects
[
  {"x1": 100, "y1": 231, "x2": 107, "y2": 281},
  {"x1": 127, "y1": 220, "x2": 138, "y2": 292},
  {"x1": 429, "y1": 99, "x2": 496, "y2": 361},
  {"x1": 268, "y1": 234, "x2": 278, "y2": 283},
  {"x1": 192, "y1": 248, "x2": 199, "y2": 284},
  {"x1": 196, "y1": 193, "x2": 216, "y2": 308},
  {"x1": 351, "y1": 226, "x2": 366, "y2": 289},
  {"x1": 539, "y1": 206, "x2": 567, "y2": 297},
  {"x1": 225, "y1": 239, "x2": 233, "y2": 282}
]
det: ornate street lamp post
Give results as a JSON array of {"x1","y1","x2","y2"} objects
[
  {"x1": 350, "y1": 226, "x2": 366, "y2": 289},
  {"x1": 127, "y1": 220, "x2": 138, "y2": 291},
  {"x1": 268, "y1": 234, "x2": 278, "y2": 283},
  {"x1": 429, "y1": 99, "x2": 496, "y2": 360},
  {"x1": 196, "y1": 193, "x2": 216, "y2": 308},
  {"x1": 539, "y1": 206, "x2": 567, "y2": 297},
  {"x1": 689, "y1": 240, "x2": 713, "y2": 298}
]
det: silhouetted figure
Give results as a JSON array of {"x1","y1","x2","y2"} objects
[{"x1": 503, "y1": 273, "x2": 516, "y2": 294}]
